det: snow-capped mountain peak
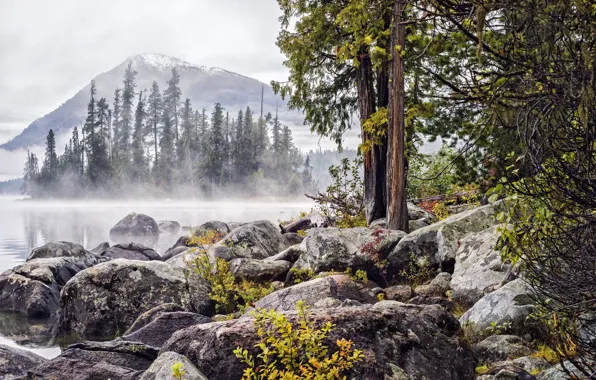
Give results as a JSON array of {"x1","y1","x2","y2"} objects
[{"x1": 127, "y1": 53, "x2": 232, "y2": 76}]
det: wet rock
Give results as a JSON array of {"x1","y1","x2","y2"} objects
[
  {"x1": 0, "y1": 255, "x2": 105, "y2": 317},
  {"x1": 253, "y1": 275, "x2": 376, "y2": 312},
  {"x1": 110, "y1": 213, "x2": 160, "y2": 246},
  {"x1": 450, "y1": 225, "x2": 511, "y2": 307},
  {"x1": 139, "y1": 351, "x2": 208, "y2": 380},
  {"x1": 0, "y1": 311, "x2": 59, "y2": 346},
  {"x1": 157, "y1": 220, "x2": 180, "y2": 235},
  {"x1": 24, "y1": 340, "x2": 158, "y2": 380},
  {"x1": 473, "y1": 335, "x2": 533, "y2": 365},
  {"x1": 59, "y1": 259, "x2": 213, "y2": 340},
  {"x1": 208, "y1": 220, "x2": 293, "y2": 261},
  {"x1": 162, "y1": 301, "x2": 475, "y2": 380},
  {"x1": 28, "y1": 241, "x2": 91, "y2": 261},
  {"x1": 460, "y1": 279, "x2": 535, "y2": 336},
  {"x1": 0, "y1": 344, "x2": 47, "y2": 379},
  {"x1": 100, "y1": 242, "x2": 162, "y2": 261},
  {"x1": 388, "y1": 202, "x2": 502, "y2": 279},
  {"x1": 229, "y1": 258, "x2": 291, "y2": 283},
  {"x1": 292, "y1": 227, "x2": 406, "y2": 285},
  {"x1": 123, "y1": 311, "x2": 211, "y2": 347}
]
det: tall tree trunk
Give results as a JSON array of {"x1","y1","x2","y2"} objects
[
  {"x1": 357, "y1": 51, "x2": 386, "y2": 225},
  {"x1": 387, "y1": 0, "x2": 409, "y2": 232}
]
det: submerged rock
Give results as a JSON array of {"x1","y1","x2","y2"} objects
[
  {"x1": 162, "y1": 301, "x2": 476, "y2": 380},
  {"x1": 0, "y1": 344, "x2": 47, "y2": 379},
  {"x1": 59, "y1": 259, "x2": 213, "y2": 339},
  {"x1": 24, "y1": 340, "x2": 158, "y2": 380},
  {"x1": 110, "y1": 213, "x2": 160, "y2": 245}
]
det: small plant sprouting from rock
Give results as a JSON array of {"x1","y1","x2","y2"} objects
[
  {"x1": 190, "y1": 253, "x2": 273, "y2": 314},
  {"x1": 171, "y1": 361, "x2": 186, "y2": 380},
  {"x1": 188, "y1": 229, "x2": 225, "y2": 246},
  {"x1": 234, "y1": 300, "x2": 364, "y2": 379},
  {"x1": 343, "y1": 268, "x2": 368, "y2": 284},
  {"x1": 288, "y1": 268, "x2": 315, "y2": 284}
]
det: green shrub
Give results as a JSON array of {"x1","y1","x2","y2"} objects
[
  {"x1": 234, "y1": 301, "x2": 364, "y2": 379},
  {"x1": 171, "y1": 362, "x2": 186, "y2": 380}
]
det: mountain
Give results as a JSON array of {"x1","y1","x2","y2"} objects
[{"x1": 1, "y1": 53, "x2": 308, "y2": 151}]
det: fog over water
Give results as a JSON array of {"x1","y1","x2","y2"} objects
[{"x1": 0, "y1": 195, "x2": 313, "y2": 358}]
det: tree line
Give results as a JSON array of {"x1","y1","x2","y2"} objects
[{"x1": 22, "y1": 64, "x2": 315, "y2": 198}]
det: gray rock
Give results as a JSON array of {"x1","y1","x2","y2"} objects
[
  {"x1": 473, "y1": 335, "x2": 533, "y2": 365},
  {"x1": 0, "y1": 344, "x2": 47, "y2": 379},
  {"x1": 125, "y1": 303, "x2": 185, "y2": 334},
  {"x1": 264, "y1": 244, "x2": 305, "y2": 263},
  {"x1": 101, "y1": 242, "x2": 163, "y2": 261},
  {"x1": 451, "y1": 225, "x2": 511, "y2": 307},
  {"x1": 24, "y1": 340, "x2": 158, "y2": 380},
  {"x1": 110, "y1": 213, "x2": 160, "y2": 245},
  {"x1": 460, "y1": 279, "x2": 535, "y2": 336},
  {"x1": 161, "y1": 245, "x2": 190, "y2": 261},
  {"x1": 229, "y1": 258, "x2": 291, "y2": 283},
  {"x1": 414, "y1": 272, "x2": 451, "y2": 297},
  {"x1": 493, "y1": 356, "x2": 550, "y2": 375},
  {"x1": 408, "y1": 296, "x2": 454, "y2": 310},
  {"x1": 59, "y1": 259, "x2": 213, "y2": 339},
  {"x1": 253, "y1": 274, "x2": 376, "y2": 312},
  {"x1": 292, "y1": 227, "x2": 406, "y2": 285},
  {"x1": 123, "y1": 311, "x2": 211, "y2": 347},
  {"x1": 370, "y1": 218, "x2": 387, "y2": 229},
  {"x1": 165, "y1": 248, "x2": 199, "y2": 270},
  {"x1": 409, "y1": 218, "x2": 429, "y2": 232},
  {"x1": 90, "y1": 241, "x2": 110, "y2": 255},
  {"x1": 388, "y1": 202, "x2": 502, "y2": 279},
  {"x1": 537, "y1": 362, "x2": 585, "y2": 379},
  {"x1": 157, "y1": 220, "x2": 181, "y2": 235},
  {"x1": 140, "y1": 351, "x2": 208, "y2": 380},
  {"x1": 195, "y1": 220, "x2": 230, "y2": 236},
  {"x1": 207, "y1": 220, "x2": 293, "y2": 260},
  {"x1": 0, "y1": 255, "x2": 104, "y2": 317},
  {"x1": 482, "y1": 365, "x2": 537, "y2": 380},
  {"x1": 284, "y1": 232, "x2": 305, "y2": 246},
  {"x1": 28, "y1": 241, "x2": 91, "y2": 261},
  {"x1": 384, "y1": 285, "x2": 413, "y2": 302},
  {"x1": 407, "y1": 202, "x2": 435, "y2": 221},
  {"x1": 162, "y1": 301, "x2": 475, "y2": 380}
]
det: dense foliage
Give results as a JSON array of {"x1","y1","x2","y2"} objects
[{"x1": 22, "y1": 65, "x2": 317, "y2": 198}]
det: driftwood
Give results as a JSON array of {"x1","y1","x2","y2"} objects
[
  {"x1": 407, "y1": 190, "x2": 479, "y2": 206},
  {"x1": 280, "y1": 212, "x2": 329, "y2": 234}
]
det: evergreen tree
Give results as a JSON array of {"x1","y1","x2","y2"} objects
[
  {"x1": 22, "y1": 151, "x2": 39, "y2": 196},
  {"x1": 41, "y1": 129, "x2": 58, "y2": 189},
  {"x1": 202, "y1": 103, "x2": 226, "y2": 186},
  {"x1": 158, "y1": 97, "x2": 176, "y2": 188},
  {"x1": 164, "y1": 67, "x2": 182, "y2": 149},
  {"x1": 242, "y1": 107, "x2": 255, "y2": 172},
  {"x1": 132, "y1": 90, "x2": 147, "y2": 182},
  {"x1": 111, "y1": 88, "x2": 122, "y2": 161},
  {"x1": 83, "y1": 82, "x2": 110, "y2": 185},
  {"x1": 118, "y1": 62, "x2": 137, "y2": 168},
  {"x1": 146, "y1": 81, "x2": 162, "y2": 169},
  {"x1": 232, "y1": 110, "x2": 244, "y2": 179}
]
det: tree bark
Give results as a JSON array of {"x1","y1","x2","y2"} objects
[
  {"x1": 387, "y1": 0, "x2": 409, "y2": 232},
  {"x1": 357, "y1": 51, "x2": 386, "y2": 225}
]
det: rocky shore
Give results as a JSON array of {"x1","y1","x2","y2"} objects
[{"x1": 0, "y1": 205, "x2": 581, "y2": 379}]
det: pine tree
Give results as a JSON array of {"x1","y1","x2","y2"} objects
[
  {"x1": 232, "y1": 110, "x2": 244, "y2": 180},
  {"x1": 83, "y1": 81, "x2": 110, "y2": 185},
  {"x1": 242, "y1": 107, "x2": 255, "y2": 172},
  {"x1": 41, "y1": 129, "x2": 58, "y2": 189},
  {"x1": 118, "y1": 62, "x2": 137, "y2": 168},
  {"x1": 22, "y1": 151, "x2": 39, "y2": 196},
  {"x1": 164, "y1": 67, "x2": 182, "y2": 149},
  {"x1": 158, "y1": 97, "x2": 176, "y2": 188},
  {"x1": 146, "y1": 81, "x2": 162, "y2": 169},
  {"x1": 111, "y1": 88, "x2": 122, "y2": 161},
  {"x1": 202, "y1": 103, "x2": 226, "y2": 186},
  {"x1": 132, "y1": 90, "x2": 147, "y2": 182}
]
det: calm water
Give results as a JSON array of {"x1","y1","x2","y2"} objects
[{"x1": 0, "y1": 195, "x2": 312, "y2": 358}]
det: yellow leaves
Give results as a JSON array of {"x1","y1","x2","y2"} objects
[{"x1": 235, "y1": 302, "x2": 363, "y2": 380}]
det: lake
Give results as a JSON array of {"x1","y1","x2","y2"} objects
[{"x1": 0, "y1": 195, "x2": 312, "y2": 358}]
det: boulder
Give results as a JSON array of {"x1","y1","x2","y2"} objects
[
  {"x1": 27, "y1": 241, "x2": 91, "y2": 261},
  {"x1": 414, "y1": 272, "x2": 452, "y2": 297},
  {"x1": 388, "y1": 202, "x2": 502, "y2": 279},
  {"x1": 123, "y1": 311, "x2": 211, "y2": 347},
  {"x1": 473, "y1": 335, "x2": 533, "y2": 365},
  {"x1": 161, "y1": 245, "x2": 190, "y2": 261},
  {"x1": 165, "y1": 248, "x2": 199, "y2": 270},
  {"x1": 279, "y1": 212, "x2": 328, "y2": 233},
  {"x1": 139, "y1": 351, "x2": 208, "y2": 380},
  {"x1": 195, "y1": 220, "x2": 230, "y2": 236},
  {"x1": 292, "y1": 227, "x2": 406, "y2": 285},
  {"x1": 409, "y1": 218, "x2": 430, "y2": 232},
  {"x1": 264, "y1": 244, "x2": 305, "y2": 263},
  {"x1": 408, "y1": 295, "x2": 454, "y2": 310},
  {"x1": 481, "y1": 366, "x2": 537, "y2": 380},
  {"x1": 59, "y1": 259, "x2": 213, "y2": 340},
  {"x1": 460, "y1": 279, "x2": 535, "y2": 336},
  {"x1": 207, "y1": 220, "x2": 293, "y2": 261},
  {"x1": 370, "y1": 218, "x2": 387, "y2": 229},
  {"x1": 229, "y1": 258, "x2": 291, "y2": 283},
  {"x1": 450, "y1": 225, "x2": 511, "y2": 307},
  {"x1": 408, "y1": 202, "x2": 435, "y2": 222},
  {"x1": 284, "y1": 232, "x2": 305, "y2": 246},
  {"x1": 383, "y1": 285, "x2": 413, "y2": 302},
  {"x1": 90, "y1": 242, "x2": 110, "y2": 255},
  {"x1": 0, "y1": 255, "x2": 104, "y2": 317},
  {"x1": 24, "y1": 340, "x2": 158, "y2": 380},
  {"x1": 492, "y1": 357, "x2": 550, "y2": 376},
  {"x1": 157, "y1": 220, "x2": 180, "y2": 235},
  {"x1": 0, "y1": 310, "x2": 59, "y2": 346},
  {"x1": 537, "y1": 362, "x2": 585, "y2": 380},
  {"x1": 162, "y1": 301, "x2": 476, "y2": 380},
  {"x1": 109, "y1": 213, "x2": 160, "y2": 245},
  {"x1": 0, "y1": 344, "x2": 47, "y2": 379},
  {"x1": 253, "y1": 275, "x2": 376, "y2": 312},
  {"x1": 125, "y1": 303, "x2": 185, "y2": 334},
  {"x1": 100, "y1": 242, "x2": 162, "y2": 261}
]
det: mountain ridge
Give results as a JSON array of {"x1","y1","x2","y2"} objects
[{"x1": 1, "y1": 53, "x2": 305, "y2": 151}]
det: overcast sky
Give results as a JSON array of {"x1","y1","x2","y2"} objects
[{"x1": 0, "y1": 0, "x2": 290, "y2": 144}]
